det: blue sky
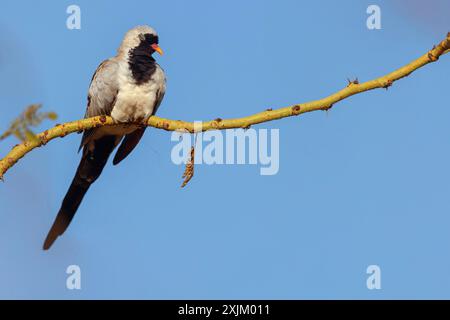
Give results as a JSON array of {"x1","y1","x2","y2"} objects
[{"x1": 0, "y1": 0, "x2": 449, "y2": 299}]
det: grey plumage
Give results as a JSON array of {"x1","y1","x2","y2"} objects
[{"x1": 79, "y1": 59, "x2": 119, "y2": 152}]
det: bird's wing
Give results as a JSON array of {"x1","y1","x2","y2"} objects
[
  {"x1": 152, "y1": 84, "x2": 166, "y2": 115},
  {"x1": 79, "y1": 59, "x2": 119, "y2": 151},
  {"x1": 112, "y1": 85, "x2": 165, "y2": 166}
]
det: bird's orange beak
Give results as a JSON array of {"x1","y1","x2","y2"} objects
[{"x1": 151, "y1": 43, "x2": 163, "y2": 55}]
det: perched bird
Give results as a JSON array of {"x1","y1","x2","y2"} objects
[{"x1": 43, "y1": 25, "x2": 166, "y2": 250}]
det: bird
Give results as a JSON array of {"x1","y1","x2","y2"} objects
[{"x1": 43, "y1": 25, "x2": 166, "y2": 250}]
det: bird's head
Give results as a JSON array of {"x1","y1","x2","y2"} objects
[{"x1": 118, "y1": 25, "x2": 163, "y2": 57}]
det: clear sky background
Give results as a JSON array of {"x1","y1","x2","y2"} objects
[{"x1": 0, "y1": 0, "x2": 449, "y2": 299}]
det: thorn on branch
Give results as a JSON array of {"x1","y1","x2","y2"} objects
[
  {"x1": 428, "y1": 51, "x2": 438, "y2": 62},
  {"x1": 321, "y1": 104, "x2": 333, "y2": 111},
  {"x1": 383, "y1": 79, "x2": 393, "y2": 90},
  {"x1": 266, "y1": 108, "x2": 273, "y2": 112},
  {"x1": 213, "y1": 118, "x2": 223, "y2": 128},
  {"x1": 347, "y1": 77, "x2": 359, "y2": 87}
]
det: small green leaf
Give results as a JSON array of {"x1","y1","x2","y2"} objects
[
  {"x1": 46, "y1": 112, "x2": 58, "y2": 120},
  {"x1": 1, "y1": 104, "x2": 57, "y2": 143}
]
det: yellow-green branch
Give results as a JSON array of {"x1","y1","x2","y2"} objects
[{"x1": 1, "y1": 33, "x2": 449, "y2": 180}]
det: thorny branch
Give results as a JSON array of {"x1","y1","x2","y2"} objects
[{"x1": 1, "y1": 33, "x2": 449, "y2": 183}]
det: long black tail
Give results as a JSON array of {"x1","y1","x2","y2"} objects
[{"x1": 43, "y1": 135, "x2": 119, "y2": 250}]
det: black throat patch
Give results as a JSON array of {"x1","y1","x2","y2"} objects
[{"x1": 128, "y1": 34, "x2": 158, "y2": 85}]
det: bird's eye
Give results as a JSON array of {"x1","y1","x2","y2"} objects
[
  {"x1": 138, "y1": 34, "x2": 146, "y2": 41},
  {"x1": 143, "y1": 33, "x2": 158, "y2": 45}
]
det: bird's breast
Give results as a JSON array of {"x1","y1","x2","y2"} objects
[{"x1": 111, "y1": 65, "x2": 165, "y2": 123}]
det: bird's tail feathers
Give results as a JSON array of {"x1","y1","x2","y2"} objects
[
  {"x1": 43, "y1": 135, "x2": 118, "y2": 250},
  {"x1": 113, "y1": 128, "x2": 146, "y2": 165}
]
